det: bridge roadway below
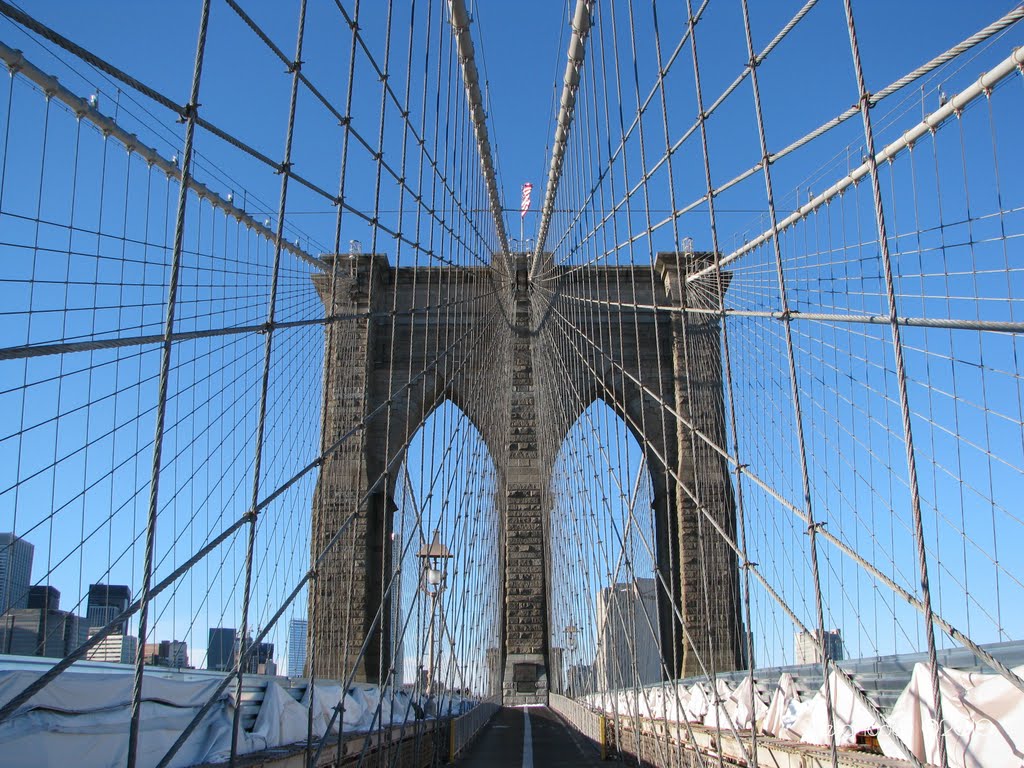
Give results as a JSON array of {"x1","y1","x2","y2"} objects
[{"x1": 453, "y1": 706, "x2": 605, "y2": 767}]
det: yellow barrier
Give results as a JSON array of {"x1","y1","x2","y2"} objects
[{"x1": 599, "y1": 714, "x2": 607, "y2": 760}]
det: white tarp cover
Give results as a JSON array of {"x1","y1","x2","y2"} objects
[
  {"x1": 0, "y1": 670, "x2": 431, "y2": 767},
  {"x1": 659, "y1": 684, "x2": 691, "y2": 722},
  {"x1": 685, "y1": 682, "x2": 710, "y2": 721},
  {"x1": 780, "y1": 669, "x2": 881, "y2": 746},
  {"x1": 878, "y1": 662, "x2": 1024, "y2": 768},
  {"x1": 301, "y1": 682, "x2": 345, "y2": 738},
  {"x1": 761, "y1": 672, "x2": 799, "y2": 737},
  {"x1": 248, "y1": 681, "x2": 308, "y2": 750},
  {"x1": 727, "y1": 675, "x2": 768, "y2": 731},
  {"x1": 638, "y1": 687, "x2": 688, "y2": 722},
  {"x1": 0, "y1": 669, "x2": 240, "y2": 768}
]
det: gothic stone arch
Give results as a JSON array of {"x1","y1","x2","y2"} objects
[{"x1": 308, "y1": 252, "x2": 742, "y2": 700}]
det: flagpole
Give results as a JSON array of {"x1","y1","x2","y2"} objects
[{"x1": 520, "y1": 182, "x2": 532, "y2": 253}]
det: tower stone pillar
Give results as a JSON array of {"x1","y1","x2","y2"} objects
[
  {"x1": 308, "y1": 254, "x2": 393, "y2": 683},
  {"x1": 657, "y1": 252, "x2": 743, "y2": 678},
  {"x1": 500, "y1": 255, "x2": 550, "y2": 705}
]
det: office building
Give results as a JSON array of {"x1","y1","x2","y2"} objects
[
  {"x1": 390, "y1": 532, "x2": 403, "y2": 686},
  {"x1": 485, "y1": 647, "x2": 502, "y2": 696},
  {"x1": 208, "y1": 627, "x2": 236, "y2": 671},
  {"x1": 241, "y1": 639, "x2": 274, "y2": 674},
  {"x1": 287, "y1": 618, "x2": 307, "y2": 677},
  {"x1": 594, "y1": 578, "x2": 661, "y2": 691},
  {"x1": 567, "y1": 663, "x2": 595, "y2": 696},
  {"x1": 86, "y1": 584, "x2": 131, "y2": 635},
  {"x1": 0, "y1": 608, "x2": 83, "y2": 658},
  {"x1": 144, "y1": 639, "x2": 189, "y2": 668},
  {"x1": 27, "y1": 585, "x2": 60, "y2": 611},
  {"x1": 87, "y1": 633, "x2": 138, "y2": 664},
  {"x1": 549, "y1": 647, "x2": 564, "y2": 694},
  {"x1": 795, "y1": 628, "x2": 844, "y2": 665},
  {"x1": 0, "y1": 533, "x2": 33, "y2": 615}
]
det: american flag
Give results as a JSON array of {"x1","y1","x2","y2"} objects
[{"x1": 520, "y1": 183, "x2": 533, "y2": 219}]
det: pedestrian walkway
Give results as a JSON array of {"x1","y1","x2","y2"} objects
[{"x1": 453, "y1": 706, "x2": 605, "y2": 767}]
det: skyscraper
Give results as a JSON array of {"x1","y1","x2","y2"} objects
[
  {"x1": 27, "y1": 585, "x2": 60, "y2": 611},
  {"x1": 238, "y1": 638, "x2": 274, "y2": 674},
  {"x1": 87, "y1": 633, "x2": 138, "y2": 664},
  {"x1": 794, "y1": 628, "x2": 844, "y2": 666},
  {"x1": 287, "y1": 618, "x2": 308, "y2": 677},
  {"x1": 1, "y1": 608, "x2": 83, "y2": 658},
  {"x1": 0, "y1": 533, "x2": 34, "y2": 615},
  {"x1": 86, "y1": 584, "x2": 132, "y2": 635},
  {"x1": 594, "y1": 578, "x2": 661, "y2": 691},
  {"x1": 144, "y1": 640, "x2": 189, "y2": 668},
  {"x1": 208, "y1": 627, "x2": 236, "y2": 671}
]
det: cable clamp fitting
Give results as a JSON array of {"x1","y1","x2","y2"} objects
[{"x1": 806, "y1": 520, "x2": 826, "y2": 534}]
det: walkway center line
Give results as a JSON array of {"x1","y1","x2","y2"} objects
[{"x1": 522, "y1": 707, "x2": 534, "y2": 768}]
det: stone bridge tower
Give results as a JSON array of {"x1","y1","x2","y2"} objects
[{"x1": 307, "y1": 251, "x2": 742, "y2": 701}]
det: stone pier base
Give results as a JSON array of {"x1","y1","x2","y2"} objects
[{"x1": 502, "y1": 652, "x2": 549, "y2": 706}]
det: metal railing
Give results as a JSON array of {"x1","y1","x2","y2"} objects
[
  {"x1": 448, "y1": 697, "x2": 500, "y2": 761},
  {"x1": 548, "y1": 692, "x2": 608, "y2": 760}
]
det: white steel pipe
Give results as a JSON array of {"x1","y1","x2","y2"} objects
[
  {"x1": 532, "y1": 0, "x2": 593, "y2": 276},
  {"x1": 448, "y1": 0, "x2": 510, "y2": 259}
]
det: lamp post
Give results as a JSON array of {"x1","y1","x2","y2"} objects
[
  {"x1": 564, "y1": 623, "x2": 578, "y2": 696},
  {"x1": 416, "y1": 530, "x2": 453, "y2": 705}
]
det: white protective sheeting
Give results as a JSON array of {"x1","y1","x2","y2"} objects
[
  {"x1": 0, "y1": 669, "x2": 431, "y2": 768},
  {"x1": 660, "y1": 684, "x2": 691, "y2": 722},
  {"x1": 249, "y1": 681, "x2": 309, "y2": 750},
  {"x1": 301, "y1": 681, "x2": 345, "y2": 737},
  {"x1": 0, "y1": 669, "x2": 240, "y2": 768},
  {"x1": 780, "y1": 669, "x2": 881, "y2": 746},
  {"x1": 586, "y1": 659, "x2": 1024, "y2": 763},
  {"x1": 878, "y1": 662, "x2": 1024, "y2": 768},
  {"x1": 685, "y1": 682, "x2": 710, "y2": 721},
  {"x1": 761, "y1": 672, "x2": 799, "y2": 736},
  {"x1": 639, "y1": 686, "x2": 689, "y2": 722},
  {"x1": 704, "y1": 675, "x2": 770, "y2": 729}
]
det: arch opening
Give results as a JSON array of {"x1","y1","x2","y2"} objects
[
  {"x1": 547, "y1": 399, "x2": 668, "y2": 699},
  {"x1": 389, "y1": 400, "x2": 502, "y2": 709}
]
